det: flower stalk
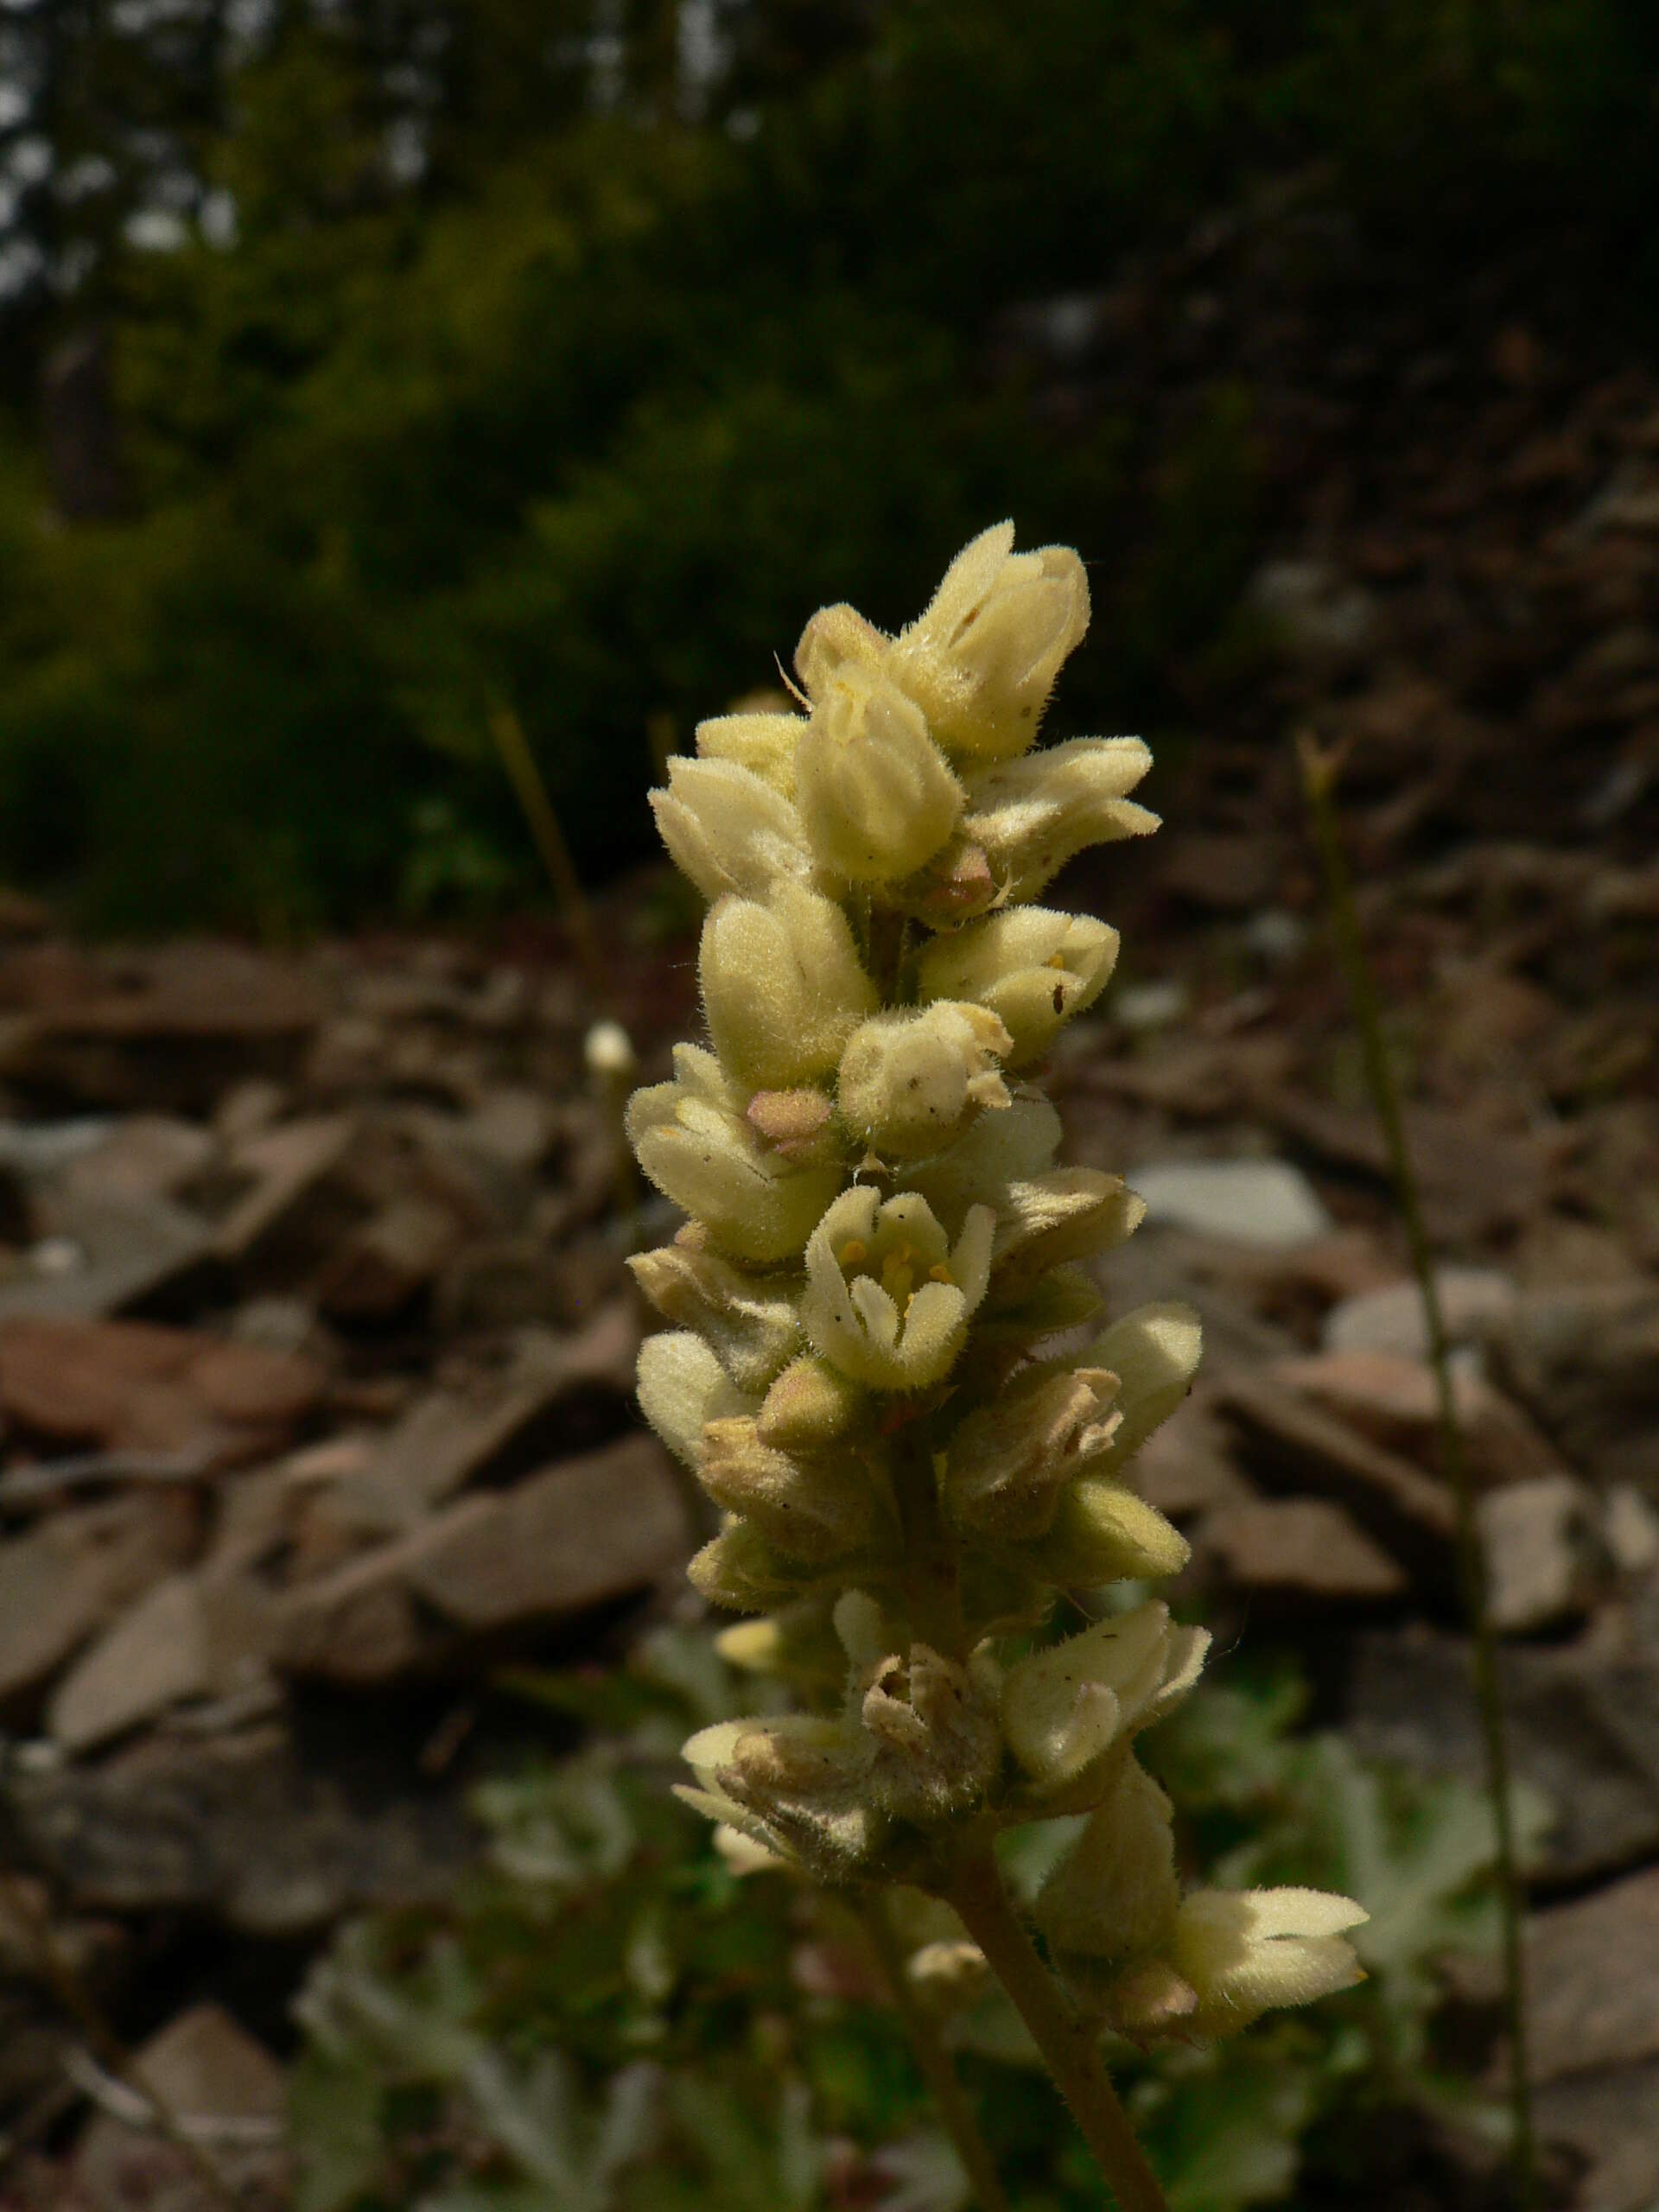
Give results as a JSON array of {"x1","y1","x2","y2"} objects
[{"x1": 629, "y1": 526, "x2": 1367, "y2": 2209}]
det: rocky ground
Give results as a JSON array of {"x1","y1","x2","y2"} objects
[{"x1": 3, "y1": 193, "x2": 1659, "y2": 2212}]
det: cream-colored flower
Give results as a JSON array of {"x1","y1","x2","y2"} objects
[
  {"x1": 960, "y1": 737, "x2": 1158, "y2": 901},
  {"x1": 888, "y1": 521, "x2": 1090, "y2": 760},
  {"x1": 938, "y1": 1363, "x2": 1121, "y2": 1540},
  {"x1": 650, "y1": 756, "x2": 817, "y2": 901},
  {"x1": 695, "y1": 709, "x2": 805, "y2": 798},
  {"x1": 917, "y1": 907, "x2": 1119, "y2": 1065},
  {"x1": 802, "y1": 1187, "x2": 995, "y2": 1390},
  {"x1": 696, "y1": 1414, "x2": 891, "y2": 1562},
  {"x1": 636, "y1": 1327, "x2": 756, "y2": 1465},
  {"x1": 627, "y1": 1044, "x2": 845, "y2": 1262},
  {"x1": 837, "y1": 1002, "x2": 1012, "y2": 1157},
  {"x1": 700, "y1": 881, "x2": 877, "y2": 1091},
  {"x1": 628, "y1": 1237, "x2": 804, "y2": 1395},
  {"x1": 1001, "y1": 1601, "x2": 1209, "y2": 1792},
  {"x1": 1171, "y1": 1888, "x2": 1368, "y2": 2037},
  {"x1": 795, "y1": 664, "x2": 963, "y2": 881}
]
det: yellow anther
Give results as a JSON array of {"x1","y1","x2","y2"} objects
[
  {"x1": 927, "y1": 1262, "x2": 953, "y2": 1284},
  {"x1": 839, "y1": 1239, "x2": 868, "y2": 1269},
  {"x1": 1045, "y1": 951, "x2": 1069, "y2": 969}
]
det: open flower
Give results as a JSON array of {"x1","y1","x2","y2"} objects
[
  {"x1": 959, "y1": 737, "x2": 1158, "y2": 902},
  {"x1": 802, "y1": 1188, "x2": 994, "y2": 1390},
  {"x1": 1171, "y1": 1888, "x2": 1369, "y2": 2037},
  {"x1": 837, "y1": 1002, "x2": 1012, "y2": 1157},
  {"x1": 1001, "y1": 1601, "x2": 1210, "y2": 1792}
]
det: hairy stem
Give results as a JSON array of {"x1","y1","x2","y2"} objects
[
  {"x1": 858, "y1": 1898, "x2": 1011, "y2": 2212},
  {"x1": 947, "y1": 1848, "x2": 1169, "y2": 2212},
  {"x1": 1298, "y1": 732, "x2": 1534, "y2": 2209}
]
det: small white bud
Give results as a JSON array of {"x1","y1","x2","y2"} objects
[
  {"x1": 793, "y1": 601, "x2": 887, "y2": 701},
  {"x1": 918, "y1": 907, "x2": 1120, "y2": 1065},
  {"x1": 795, "y1": 664, "x2": 964, "y2": 881},
  {"x1": 837, "y1": 1002, "x2": 1013, "y2": 1157},
  {"x1": 584, "y1": 1020, "x2": 638, "y2": 1078},
  {"x1": 1082, "y1": 1303, "x2": 1204, "y2": 1470},
  {"x1": 758, "y1": 1354, "x2": 867, "y2": 1449},
  {"x1": 700, "y1": 882, "x2": 877, "y2": 1091},
  {"x1": 1034, "y1": 1476, "x2": 1191, "y2": 1587},
  {"x1": 1171, "y1": 1888, "x2": 1368, "y2": 2038},
  {"x1": 802, "y1": 1187, "x2": 995, "y2": 1390},
  {"x1": 889, "y1": 522, "x2": 1091, "y2": 760},
  {"x1": 960, "y1": 737, "x2": 1158, "y2": 901},
  {"x1": 990, "y1": 1168, "x2": 1146, "y2": 1299},
  {"x1": 696, "y1": 1415, "x2": 890, "y2": 1562}
]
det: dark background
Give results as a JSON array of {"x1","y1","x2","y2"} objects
[{"x1": 3, "y1": 0, "x2": 1658, "y2": 931}]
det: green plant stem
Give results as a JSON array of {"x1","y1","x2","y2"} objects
[
  {"x1": 1, "y1": 1874, "x2": 244, "y2": 2212},
  {"x1": 1297, "y1": 733, "x2": 1534, "y2": 2210},
  {"x1": 858, "y1": 1899, "x2": 1011, "y2": 2212},
  {"x1": 486, "y1": 698, "x2": 607, "y2": 1000},
  {"x1": 947, "y1": 1847, "x2": 1169, "y2": 2212}
]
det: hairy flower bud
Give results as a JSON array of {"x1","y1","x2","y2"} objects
[
  {"x1": 1035, "y1": 1758, "x2": 1181, "y2": 1962},
  {"x1": 960, "y1": 738, "x2": 1158, "y2": 902},
  {"x1": 1033, "y1": 1477, "x2": 1190, "y2": 1587},
  {"x1": 627, "y1": 1045, "x2": 846, "y2": 1262},
  {"x1": 758, "y1": 1354, "x2": 866, "y2": 1449},
  {"x1": 700, "y1": 882, "x2": 877, "y2": 1091},
  {"x1": 697, "y1": 1415, "x2": 890, "y2": 1562},
  {"x1": 939, "y1": 1364, "x2": 1121, "y2": 1540},
  {"x1": 651, "y1": 756, "x2": 817, "y2": 901},
  {"x1": 803, "y1": 1188, "x2": 995, "y2": 1390},
  {"x1": 695, "y1": 709, "x2": 805, "y2": 797},
  {"x1": 1171, "y1": 1889, "x2": 1368, "y2": 2038},
  {"x1": 837, "y1": 1003, "x2": 1012, "y2": 1157},
  {"x1": 1082, "y1": 1303, "x2": 1204, "y2": 1470},
  {"x1": 794, "y1": 601, "x2": 887, "y2": 701},
  {"x1": 1001, "y1": 1602, "x2": 1209, "y2": 1793},
  {"x1": 629, "y1": 1237, "x2": 804, "y2": 1394},
  {"x1": 918, "y1": 907, "x2": 1120, "y2": 1065},
  {"x1": 637, "y1": 1328, "x2": 755, "y2": 1465},
  {"x1": 990, "y1": 1169, "x2": 1146, "y2": 1299},
  {"x1": 888, "y1": 521, "x2": 1090, "y2": 760},
  {"x1": 795, "y1": 665, "x2": 964, "y2": 881}
]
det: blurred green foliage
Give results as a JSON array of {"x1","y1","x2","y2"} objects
[
  {"x1": 3, "y1": 0, "x2": 1656, "y2": 928},
  {"x1": 289, "y1": 1628, "x2": 1537, "y2": 2212}
]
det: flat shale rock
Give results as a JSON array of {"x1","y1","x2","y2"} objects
[
  {"x1": 278, "y1": 1431, "x2": 686, "y2": 1682},
  {"x1": 1323, "y1": 1268, "x2": 1519, "y2": 1359},
  {"x1": 4, "y1": 1725, "x2": 470, "y2": 1935},
  {"x1": 0, "y1": 1189, "x2": 213, "y2": 1323},
  {"x1": 0, "y1": 1494, "x2": 197, "y2": 1709},
  {"x1": 1485, "y1": 1278, "x2": 1659, "y2": 1491},
  {"x1": 1201, "y1": 1495, "x2": 1409, "y2": 1605},
  {"x1": 1216, "y1": 1370, "x2": 1459, "y2": 1594},
  {"x1": 1478, "y1": 1474, "x2": 1602, "y2": 1634},
  {"x1": 75, "y1": 2002, "x2": 288, "y2": 2212},
  {"x1": 1123, "y1": 1158, "x2": 1334, "y2": 1247},
  {"x1": 1269, "y1": 1346, "x2": 1569, "y2": 1490},
  {"x1": 1345, "y1": 1624, "x2": 1659, "y2": 1885},
  {"x1": 0, "y1": 1314, "x2": 325, "y2": 1463}
]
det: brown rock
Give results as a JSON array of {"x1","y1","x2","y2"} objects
[
  {"x1": 1478, "y1": 1475, "x2": 1601, "y2": 1636},
  {"x1": 1323, "y1": 1268, "x2": 1518, "y2": 1360},
  {"x1": 3, "y1": 1722, "x2": 470, "y2": 1933},
  {"x1": 337, "y1": 1303, "x2": 639, "y2": 1531},
  {"x1": 0, "y1": 1189, "x2": 213, "y2": 1324},
  {"x1": 1486, "y1": 1279, "x2": 1659, "y2": 1490},
  {"x1": 1528, "y1": 1866, "x2": 1659, "y2": 2084},
  {"x1": 316, "y1": 1196, "x2": 461, "y2": 1323},
  {"x1": 1269, "y1": 1348, "x2": 1570, "y2": 1491},
  {"x1": 75, "y1": 2002, "x2": 287, "y2": 2212},
  {"x1": 279, "y1": 1431, "x2": 686, "y2": 1682},
  {"x1": 1217, "y1": 1370, "x2": 1458, "y2": 1594},
  {"x1": 1132, "y1": 1398, "x2": 1255, "y2": 1521},
  {"x1": 61, "y1": 1116, "x2": 216, "y2": 1208},
  {"x1": 1202, "y1": 1497, "x2": 1408, "y2": 1604},
  {"x1": 48, "y1": 1575, "x2": 210, "y2": 1752},
  {"x1": 0, "y1": 1494, "x2": 197, "y2": 1708},
  {"x1": 0, "y1": 1315, "x2": 324, "y2": 1462},
  {"x1": 209, "y1": 1113, "x2": 361, "y2": 1272}
]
